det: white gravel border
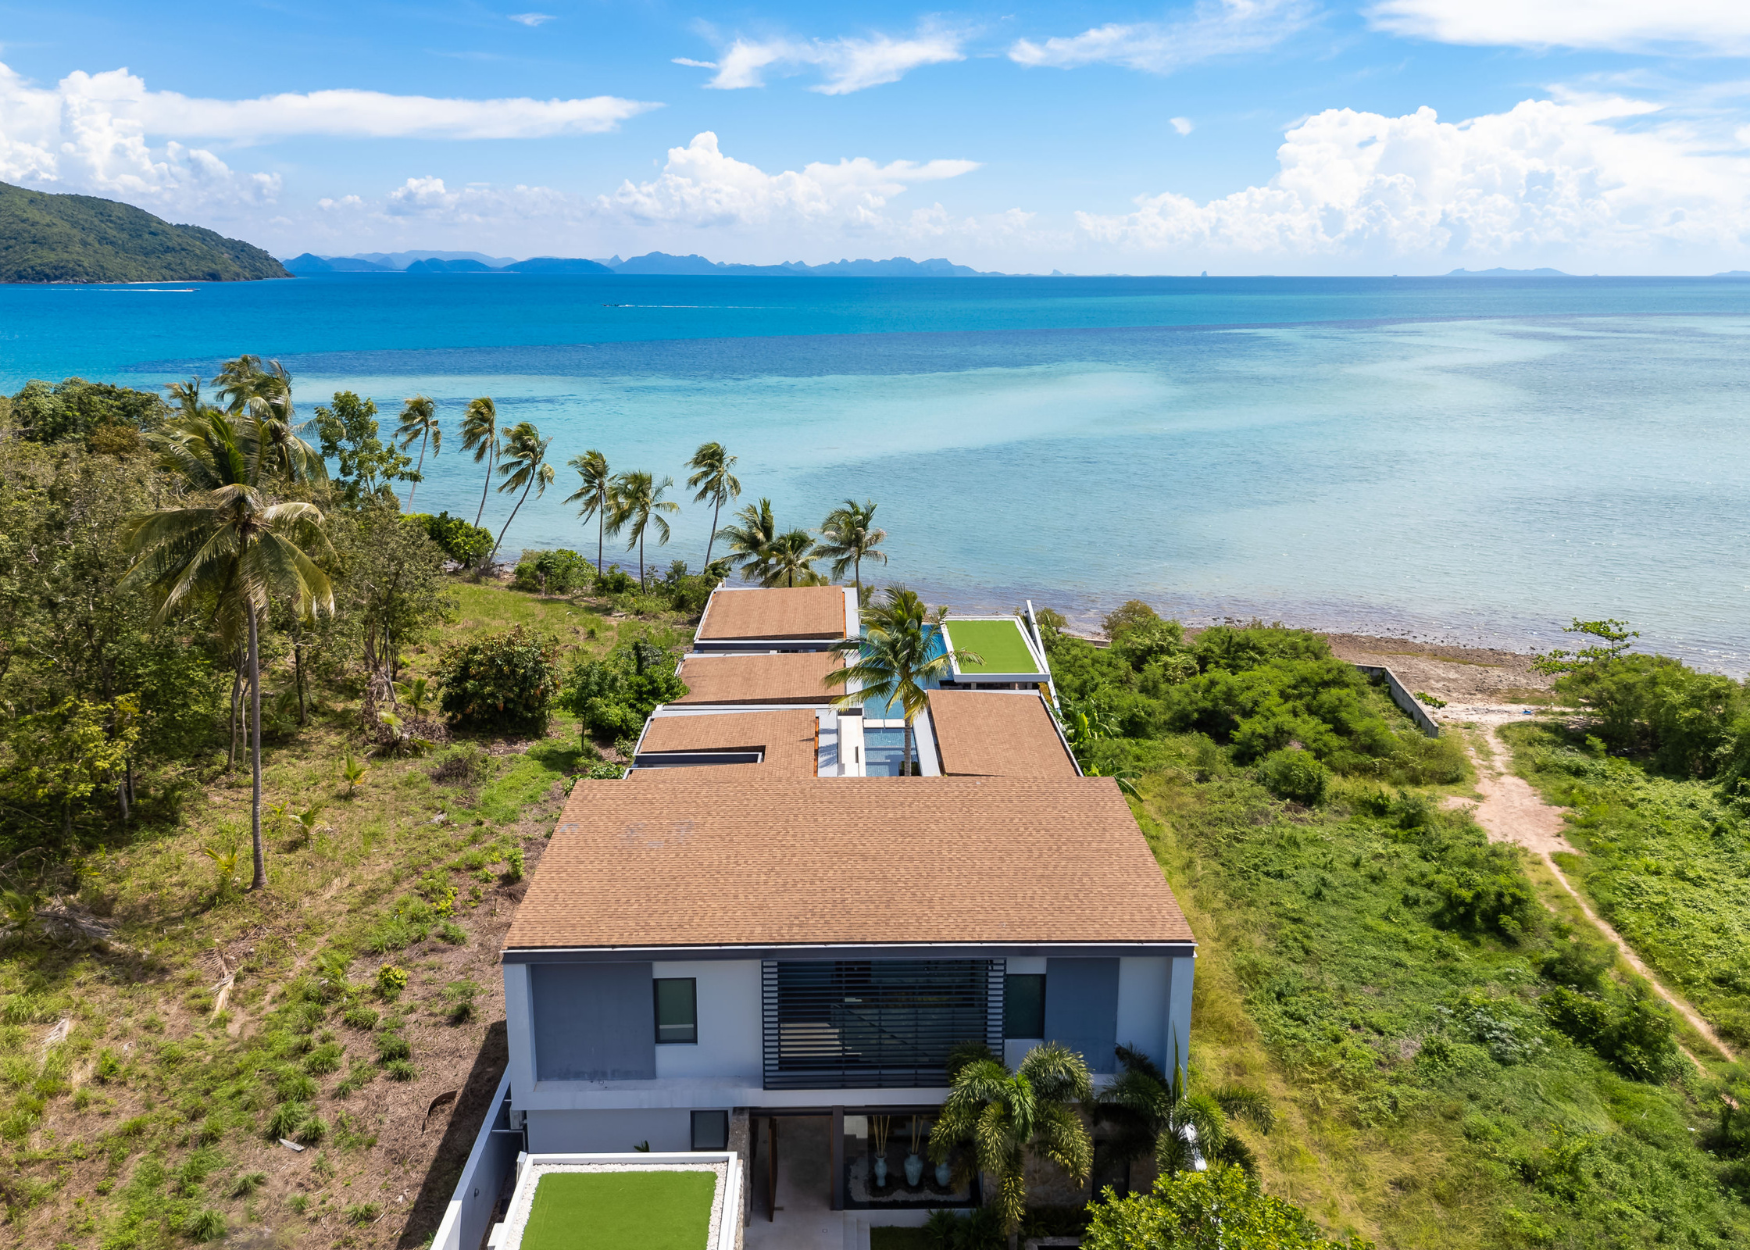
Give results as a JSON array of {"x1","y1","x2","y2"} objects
[{"x1": 500, "y1": 1159, "x2": 726, "y2": 1250}]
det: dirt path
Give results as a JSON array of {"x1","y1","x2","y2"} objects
[{"x1": 1449, "y1": 724, "x2": 1738, "y2": 1064}]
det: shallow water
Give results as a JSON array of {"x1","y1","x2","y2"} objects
[{"x1": 5, "y1": 274, "x2": 1749, "y2": 668}]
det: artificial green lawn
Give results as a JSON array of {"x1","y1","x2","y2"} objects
[
  {"x1": 945, "y1": 618, "x2": 1041, "y2": 674},
  {"x1": 521, "y1": 1172, "x2": 717, "y2": 1250}
]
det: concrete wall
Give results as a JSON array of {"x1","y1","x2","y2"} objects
[
  {"x1": 527, "y1": 1107, "x2": 692, "y2": 1154},
  {"x1": 1352, "y1": 663, "x2": 1441, "y2": 737},
  {"x1": 1115, "y1": 957, "x2": 1169, "y2": 1064},
  {"x1": 654, "y1": 960, "x2": 763, "y2": 1081},
  {"x1": 531, "y1": 962, "x2": 655, "y2": 1081}
]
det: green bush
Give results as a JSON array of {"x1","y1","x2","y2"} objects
[
  {"x1": 1434, "y1": 845, "x2": 1537, "y2": 940},
  {"x1": 182, "y1": 1208, "x2": 227, "y2": 1242},
  {"x1": 341, "y1": 1004, "x2": 379, "y2": 1030},
  {"x1": 595, "y1": 567, "x2": 636, "y2": 594},
  {"x1": 1543, "y1": 983, "x2": 1681, "y2": 1082},
  {"x1": 1257, "y1": 748, "x2": 1330, "y2": 805},
  {"x1": 383, "y1": 1059, "x2": 417, "y2": 1082},
  {"x1": 375, "y1": 1032, "x2": 411, "y2": 1063},
  {"x1": 561, "y1": 636, "x2": 688, "y2": 741},
  {"x1": 375, "y1": 966, "x2": 409, "y2": 1001},
  {"x1": 435, "y1": 625, "x2": 561, "y2": 734},
  {"x1": 1541, "y1": 933, "x2": 1617, "y2": 992},
  {"x1": 265, "y1": 1101, "x2": 309, "y2": 1139},
  {"x1": 1084, "y1": 1164, "x2": 1371, "y2": 1249},
  {"x1": 512, "y1": 549, "x2": 594, "y2": 594},
  {"x1": 414, "y1": 511, "x2": 493, "y2": 567}
]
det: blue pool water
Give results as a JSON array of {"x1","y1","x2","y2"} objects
[{"x1": 5, "y1": 273, "x2": 1750, "y2": 668}]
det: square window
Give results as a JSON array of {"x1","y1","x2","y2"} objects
[
  {"x1": 654, "y1": 977, "x2": 697, "y2": 1044},
  {"x1": 691, "y1": 1109, "x2": 728, "y2": 1151},
  {"x1": 1004, "y1": 974, "x2": 1045, "y2": 1039}
]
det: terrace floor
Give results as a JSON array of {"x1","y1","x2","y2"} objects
[{"x1": 745, "y1": 1116, "x2": 930, "y2": 1250}]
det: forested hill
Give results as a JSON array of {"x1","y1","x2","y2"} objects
[{"x1": 0, "y1": 181, "x2": 290, "y2": 283}]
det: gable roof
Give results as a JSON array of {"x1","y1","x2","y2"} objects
[
  {"x1": 636, "y1": 709, "x2": 819, "y2": 777},
  {"x1": 927, "y1": 690, "x2": 1078, "y2": 778},
  {"x1": 675, "y1": 651, "x2": 845, "y2": 705},
  {"x1": 504, "y1": 775, "x2": 1193, "y2": 952},
  {"x1": 697, "y1": 586, "x2": 849, "y2": 642}
]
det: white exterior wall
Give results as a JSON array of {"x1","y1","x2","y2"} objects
[
  {"x1": 653, "y1": 960, "x2": 762, "y2": 1080},
  {"x1": 1115, "y1": 957, "x2": 1169, "y2": 1064}
]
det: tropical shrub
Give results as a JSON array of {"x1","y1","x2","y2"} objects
[
  {"x1": 512, "y1": 548, "x2": 594, "y2": 594},
  {"x1": 561, "y1": 636, "x2": 688, "y2": 741},
  {"x1": 1433, "y1": 843, "x2": 1537, "y2": 939},
  {"x1": 1257, "y1": 747, "x2": 1330, "y2": 805},
  {"x1": 1084, "y1": 1164, "x2": 1372, "y2": 1250},
  {"x1": 435, "y1": 625, "x2": 561, "y2": 734},
  {"x1": 1542, "y1": 982, "x2": 1681, "y2": 1082},
  {"x1": 415, "y1": 510, "x2": 494, "y2": 567}
]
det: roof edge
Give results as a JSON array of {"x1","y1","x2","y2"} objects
[{"x1": 503, "y1": 940, "x2": 1197, "y2": 964}]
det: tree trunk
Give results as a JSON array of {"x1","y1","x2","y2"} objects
[
  {"x1": 487, "y1": 477, "x2": 534, "y2": 570},
  {"x1": 853, "y1": 554, "x2": 861, "y2": 601},
  {"x1": 474, "y1": 445, "x2": 494, "y2": 527},
  {"x1": 294, "y1": 631, "x2": 307, "y2": 726},
  {"x1": 247, "y1": 603, "x2": 266, "y2": 892},
  {"x1": 903, "y1": 714, "x2": 915, "y2": 777},
  {"x1": 227, "y1": 658, "x2": 243, "y2": 769},
  {"x1": 596, "y1": 504, "x2": 605, "y2": 576},
  {"x1": 705, "y1": 497, "x2": 721, "y2": 568},
  {"x1": 408, "y1": 433, "x2": 426, "y2": 505},
  {"x1": 638, "y1": 531, "x2": 646, "y2": 589}
]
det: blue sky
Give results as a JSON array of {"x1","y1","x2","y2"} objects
[{"x1": 1, "y1": 1, "x2": 1747, "y2": 272}]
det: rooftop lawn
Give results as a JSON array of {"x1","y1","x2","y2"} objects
[
  {"x1": 521, "y1": 1171, "x2": 717, "y2": 1250},
  {"x1": 944, "y1": 618, "x2": 1042, "y2": 674}
]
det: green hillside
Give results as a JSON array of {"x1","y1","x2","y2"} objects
[{"x1": 0, "y1": 182, "x2": 289, "y2": 283}]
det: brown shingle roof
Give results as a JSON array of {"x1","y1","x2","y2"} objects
[
  {"x1": 928, "y1": 690, "x2": 1078, "y2": 778},
  {"x1": 697, "y1": 586, "x2": 848, "y2": 641},
  {"x1": 636, "y1": 710, "x2": 819, "y2": 777},
  {"x1": 504, "y1": 776, "x2": 1193, "y2": 950},
  {"x1": 675, "y1": 651, "x2": 845, "y2": 705}
]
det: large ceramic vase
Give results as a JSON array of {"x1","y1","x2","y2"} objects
[
  {"x1": 935, "y1": 1160, "x2": 952, "y2": 1187},
  {"x1": 904, "y1": 1153, "x2": 924, "y2": 1186},
  {"x1": 874, "y1": 1156, "x2": 887, "y2": 1187}
]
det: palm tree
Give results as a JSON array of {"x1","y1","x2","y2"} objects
[
  {"x1": 929, "y1": 1042, "x2": 1093, "y2": 1237},
  {"x1": 164, "y1": 377, "x2": 204, "y2": 419},
  {"x1": 563, "y1": 450, "x2": 613, "y2": 575},
  {"x1": 823, "y1": 587, "x2": 980, "y2": 775},
  {"x1": 685, "y1": 441, "x2": 741, "y2": 568},
  {"x1": 717, "y1": 497, "x2": 778, "y2": 582},
  {"x1": 211, "y1": 355, "x2": 324, "y2": 484},
  {"x1": 605, "y1": 470, "x2": 679, "y2": 589},
  {"x1": 459, "y1": 397, "x2": 498, "y2": 527},
  {"x1": 395, "y1": 395, "x2": 440, "y2": 505},
  {"x1": 816, "y1": 499, "x2": 887, "y2": 598},
  {"x1": 760, "y1": 529, "x2": 820, "y2": 588},
  {"x1": 122, "y1": 408, "x2": 334, "y2": 892},
  {"x1": 1091, "y1": 1045, "x2": 1273, "y2": 1187},
  {"x1": 486, "y1": 421, "x2": 554, "y2": 570}
]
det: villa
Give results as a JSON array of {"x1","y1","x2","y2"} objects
[{"x1": 440, "y1": 587, "x2": 1197, "y2": 1248}]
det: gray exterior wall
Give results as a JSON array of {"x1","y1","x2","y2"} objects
[
  {"x1": 1044, "y1": 957, "x2": 1120, "y2": 1074},
  {"x1": 527, "y1": 1107, "x2": 690, "y2": 1153},
  {"x1": 531, "y1": 962, "x2": 655, "y2": 1081}
]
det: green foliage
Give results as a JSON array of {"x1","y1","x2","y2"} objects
[
  {"x1": 181, "y1": 1207, "x2": 227, "y2": 1242},
  {"x1": 413, "y1": 510, "x2": 494, "y2": 567},
  {"x1": 1540, "y1": 932, "x2": 1616, "y2": 992},
  {"x1": 312, "y1": 391, "x2": 414, "y2": 504},
  {"x1": 917, "y1": 1207, "x2": 1005, "y2": 1250},
  {"x1": 375, "y1": 965, "x2": 409, "y2": 1000},
  {"x1": 1084, "y1": 1165, "x2": 1372, "y2": 1250},
  {"x1": 436, "y1": 624, "x2": 561, "y2": 734},
  {"x1": 1257, "y1": 748, "x2": 1330, "y2": 805},
  {"x1": 341, "y1": 1005, "x2": 379, "y2": 1031},
  {"x1": 1541, "y1": 983, "x2": 1681, "y2": 1082},
  {"x1": 8, "y1": 377, "x2": 167, "y2": 445},
  {"x1": 1432, "y1": 843, "x2": 1537, "y2": 940},
  {"x1": 513, "y1": 548, "x2": 594, "y2": 594},
  {"x1": 561, "y1": 634, "x2": 688, "y2": 740},
  {"x1": 443, "y1": 980, "x2": 480, "y2": 1023}
]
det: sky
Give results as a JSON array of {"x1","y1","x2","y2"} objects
[{"x1": 1, "y1": 2, "x2": 1748, "y2": 273}]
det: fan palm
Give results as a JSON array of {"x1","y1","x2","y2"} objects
[
  {"x1": 1091, "y1": 1044, "x2": 1274, "y2": 1189},
  {"x1": 824, "y1": 587, "x2": 980, "y2": 775},
  {"x1": 486, "y1": 421, "x2": 554, "y2": 569},
  {"x1": 685, "y1": 441, "x2": 741, "y2": 568},
  {"x1": 717, "y1": 497, "x2": 778, "y2": 582},
  {"x1": 562, "y1": 449, "x2": 613, "y2": 575},
  {"x1": 929, "y1": 1042, "x2": 1093, "y2": 1235},
  {"x1": 816, "y1": 499, "x2": 886, "y2": 598},
  {"x1": 395, "y1": 395, "x2": 440, "y2": 505},
  {"x1": 122, "y1": 408, "x2": 334, "y2": 891},
  {"x1": 760, "y1": 529, "x2": 821, "y2": 588},
  {"x1": 605, "y1": 470, "x2": 679, "y2": 589},
  {"x1": 459, "y1": 397, "x2": 498, "y2": 527}
]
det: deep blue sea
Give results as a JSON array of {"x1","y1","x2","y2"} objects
[{"x1": 6, "y1": 273, "x2": 1750, "y2": 669}]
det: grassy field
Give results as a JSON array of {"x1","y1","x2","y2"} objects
[
  {"x1": 0, "y1": 578, "x2": 690, "y2": 1250},
  {"x1": 1506, "y1": 723, "x2": 1750, "y2": 1052},
  {"x1": 520, "y1": 1172, "x2": 716, "y2": 1250}
]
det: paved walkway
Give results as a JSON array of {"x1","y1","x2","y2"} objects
[
  {"x1": 743, "y1": 1116, "x2": 930, "y2": 1250},
  {"x1": 1444, "y1": 721, "x2": 1737, "y2": 1063}
]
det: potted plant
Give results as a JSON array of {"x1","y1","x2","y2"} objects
[
  {"x1": 871, "y1": 1115, "x2": 890, "y2": 1188},
  {"x1": 904, "y1": 1115, "x2": 924, "y2": 1186}
]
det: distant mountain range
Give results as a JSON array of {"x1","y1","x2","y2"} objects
[
  {"x1": 0, "y1": 180, "x2": 289, "y2": 283},
  {"x1": 282, "y1": 249, "x2": 998, "y2": 277},
  {"x1": 1444, "y1": 267, "x2": 1572, "y2": 277}
]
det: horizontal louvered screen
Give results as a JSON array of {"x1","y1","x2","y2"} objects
[{"x1": 762, "y1": 959, "x2": 1003, "y2": 1090}]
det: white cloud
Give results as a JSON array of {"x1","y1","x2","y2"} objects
[
  {"x1": 508, "y1": 12, "x2": 554, "y2": 27},
  {"x1": 687, "y1": 21, "x2": 966, "y2": 94},
  {"x1": 1170, "y1": 117, "x2": 1194, "y2": 135},
  {"x1": 1010, "y1": 0, "x2": 1315, "y2": 74},
  {"x1": 603, "y1": 131, "x2": 979, "y2": 227},
  {"x1": 1369, "y1": 1, "x2": 1750, "y2": 55},
  {"x1": 1076, "y1": 97, "x2": 1750, "y2": 267}
]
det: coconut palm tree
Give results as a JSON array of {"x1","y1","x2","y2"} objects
[
  {"x1": 685, "y1": 441, "x2": 741, "y2": 568},
  {"x1": 823, "y1": 587, "x2": 980, "y2": 775},
  {"x1": 486, "y1": 421, "x2": 554, "y2": 569},
  {"x1": 760, "y1": 529, "x2": 821, "y2": 588},
  {"x1": 122, "y1": 408, "x2": 334, "y2": 892},
  {"x1": 211, "y1": 355, "x2": 325, "y2": 484},
  {"x1": 929, "y1": 1042, "x2": 1093, "y2": 1237},
  {"x1": 563, "y1": 449, "x2": 613, "y2": 575},
  {"x1": 459, "y1": 397, "x2": 498, "y2": 527},
  {"x1": 717, "y1": 497, "x2": 778, "y2": 582},
  {"x1": 605, "y1": 470, "x2": 679, "y2": 589},
  {"x1": 1091, "y1": 1045, "x2": 1273, "y2": 1188},
  {"x1": 816, "y1": 499, "x2": 887, "y2": 599},
  {"x1": 164, "y1": 377, "x2": 204, "y2": 419},
  {"x1": 395, "y1": 395, "x2": 440, "y2": 505}
]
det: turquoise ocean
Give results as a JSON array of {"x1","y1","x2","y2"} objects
[{"x1": 5, "y1": 274, "x2": 1749, "y2": 668}]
